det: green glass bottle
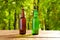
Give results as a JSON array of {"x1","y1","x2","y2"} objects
[{"x1": 32, "y1": 6, "x2": 39, "y2": 35}]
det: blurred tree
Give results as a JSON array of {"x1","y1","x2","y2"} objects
[{"x1": 0, "y1": 0, "x2": 60, "y2": 30}]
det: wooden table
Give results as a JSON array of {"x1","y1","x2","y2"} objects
[{"x1": 0, "y1": 30, "x2": 60, "y2": 40}]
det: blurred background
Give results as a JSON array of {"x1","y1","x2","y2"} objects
[{"x1": 0, "y1": 0, "x2": 60, "y2": 30}]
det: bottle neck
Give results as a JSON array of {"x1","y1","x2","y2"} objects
[
  {"x1": 21, "y1": 9, "x2": 25, "y2": 18},
  {"x1": 33, "y1": 9, "x2": 38, "y2": 18},
  {"x1": 33, "y1": 0, "x2": 38, "y2": 18}
]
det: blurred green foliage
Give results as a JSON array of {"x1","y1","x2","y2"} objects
[{"x1": 0, "y1": 0, "x2": 60, "y2": 30}]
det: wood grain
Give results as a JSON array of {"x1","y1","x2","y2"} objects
[{"x1": 0, "y1": 30, "x2": 60, "y2": 40}]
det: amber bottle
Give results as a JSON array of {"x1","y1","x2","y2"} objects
[{"x1": 20, "y1": 7, "x2": 26, "y2": 35}]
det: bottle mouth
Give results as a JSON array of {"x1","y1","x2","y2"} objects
[{"x1": 34, "y1": 6, "x2": 37, "y2": 9}]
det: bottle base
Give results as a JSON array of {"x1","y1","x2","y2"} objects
[
  {"x1": 32, "y1": 33, "x2": 38, "y2": 35},
  {"x1": 20, "y1": 33, "x2": 26, "y2": 35}
]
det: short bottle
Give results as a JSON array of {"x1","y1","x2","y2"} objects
[{"x1": 32, "y1": 6, "x2": 39, "y2": 35}]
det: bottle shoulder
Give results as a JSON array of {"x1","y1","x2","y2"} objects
[
  {"x1": 20, "y1": 17, "x2": 26, "y2": 20},
  {"x1": 20, "y1": 17, "x2": 26, "y2": 18},
  {"x1": 32, "y1": 17, "x2": 39, "y2": 21}
]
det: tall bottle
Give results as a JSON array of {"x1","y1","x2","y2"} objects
[
  {"x1": 20, "y1": 7, "x2": 26, "y2": 35},
  {"x1": 32, "y1": 6, "x2": 39, "y2": 35}
]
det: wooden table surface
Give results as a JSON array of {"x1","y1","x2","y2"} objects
[{"x1": 0, "y1": 30, "x2": 60, "y2": 40}]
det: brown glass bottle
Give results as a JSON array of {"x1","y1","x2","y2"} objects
[{"x1": 20, "y1": 8, "x2": 26, "y2": 35}]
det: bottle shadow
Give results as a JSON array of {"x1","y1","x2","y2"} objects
[{"x1": 3, "y1": 34, "x2": 33, "y2": 38}]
